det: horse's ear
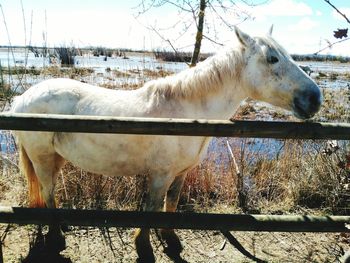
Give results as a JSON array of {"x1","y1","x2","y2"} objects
[
  {"x1": 234, "y1": 26, "x2": 254, "y2": 47},
  {"x1": 268, "y1": 25, "x2": 274, "y2": 36}
]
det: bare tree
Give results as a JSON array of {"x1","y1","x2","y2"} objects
[
  {"x1": 136, "y1": 0, "x2": 268, "y2": 67},
  {"x1": 191, "y1": 0, "x2": 206, "y2": 67}
]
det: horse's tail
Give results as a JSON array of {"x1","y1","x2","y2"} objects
[{"x1": 19, "y1": 144, "x2": 46, "y2": 208}]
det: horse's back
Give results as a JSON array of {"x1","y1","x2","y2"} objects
[
  {"x1": 12, "y1": 78, "x2": 151, "y2": 118},
  {"x1": 12, "y1": 78, "x2": 103, "y2": 115}
]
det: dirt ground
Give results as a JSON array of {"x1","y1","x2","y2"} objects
[{"x1": 0, "y1": 223, "x2": 348, "y2": 263}]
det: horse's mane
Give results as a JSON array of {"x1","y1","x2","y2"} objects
[{"x1": 146, "y1": 48, "x2": 244, "y2": 100}]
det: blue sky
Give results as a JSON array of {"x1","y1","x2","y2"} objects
[{"x1": 1, "y1": 0, "x2": 349, "y2": 55}]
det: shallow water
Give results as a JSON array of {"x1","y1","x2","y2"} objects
[
  {"x1": 0, "y1": 51, "x2": 50, "y2": 68},
  {"x1": 298, "y1": 61, "x2": 350, "y2": 74},
  {"x1": 0, "y1": 51, "x2": 187, "y2": 73}
]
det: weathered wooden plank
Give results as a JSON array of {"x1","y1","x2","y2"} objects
[
  {"x1": 0, "y1": 113, "x2": 350, "y2": 139},
  {"x1": 0, "y1": 207, "x2": 348, "y2": 232}
]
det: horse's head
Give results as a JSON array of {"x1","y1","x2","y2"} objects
[{"x1": 235, "y1": 26, "x2": 322, "y2": 119}]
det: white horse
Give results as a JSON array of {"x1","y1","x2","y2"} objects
[{"x1": 11, "y1": 27, "x2": 321, "y2": 262}]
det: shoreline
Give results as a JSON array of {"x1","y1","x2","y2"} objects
[{"x1": 1, "y1": 46, "x2": 350, "y2": 63}]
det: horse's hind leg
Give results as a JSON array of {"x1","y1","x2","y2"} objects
[
  {"x1": 160, "y1": 172, "x2": 186, "y2": 254},
  {"x1": 33, "y1": 153, "x2": 66, "y2": 250},
  {"x1": 31, "y1": 154, "x2": 65, "y2": 209},
  {"x1": 21, "y1": 145, "x2": 66, "y2": 250}
]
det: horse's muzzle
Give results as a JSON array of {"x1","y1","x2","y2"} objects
[{"x1": 293, "y1": 87, "x2": 322, "y2": 120}]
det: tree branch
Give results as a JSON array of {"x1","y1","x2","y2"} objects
[
  {"x1": 323, "y1": 0, "x2": 350, "y2": 24},
  {"x1": 313, "y1": 1, "x2": 350, "y2": 54},
  {"x1": 314, "y1": 37, "x2": 350, "y2": 55},
  {"x1": 148, "y1": 25, "x2": 190, "y2": 66},
  {"x1": 210, "y1": 1, "x2": 251, "y2": 29},
  {"x1": 165, "y1": 0, "x2": 192, "y2": 13},
  {"x1": 185, "y1": 1, "x2": 199, "y2": 28},
  {"x1": 133, "y1": 0, "x2": 157, "y2": 17},
  {"x1": 203, "y1": 34, "x2": 224, "y2": 46},
  {"x1": 238, "y1": 0, "x2": 270, "y2": 7},
  {"x1": 209, "y1": 2, "x2": 234, "y2": 31}
]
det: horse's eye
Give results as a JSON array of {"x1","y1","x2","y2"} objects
[{"x1": 267, "y1": 55, "x2": 279, "y2": 64}]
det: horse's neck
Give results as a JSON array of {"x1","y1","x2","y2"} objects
[{"x1": 147, "y1": 49, "x2": 248, "y2": 120}]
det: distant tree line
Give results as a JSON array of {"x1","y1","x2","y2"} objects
[
  {"x1": 153, "y1": 49, "x2": 211, "y2": 63},
  {"x1": 291, "y1": 54, "x2": 350, "y2": 63},
  {"x1": 153, "y1": 50, "x2": 350, "y2": 63},
  {"x1": 2, "y1": 45, "x2": 349, "y2": 64}
]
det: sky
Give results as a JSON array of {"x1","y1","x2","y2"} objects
[{"x1": 0, "y1": 0, "x2": 350, "y2": 56}]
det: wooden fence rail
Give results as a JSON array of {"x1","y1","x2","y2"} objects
[
  {"x1": 0, "y1": 207, "x2": 348, "y2": 232},
  {"x1": 0, "y1": 113, "x2": 349, "y2": 233},
  {"x1": 0, "y1": 112, "x2": 350, "y2": 139}
]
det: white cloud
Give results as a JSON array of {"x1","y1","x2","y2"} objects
[
  {"x1": 288, "y1": 17, "x2": 320, "y2": 32},
  {"x1": 249, "y1": 0, "x2": 313, "y2": 21},
  {"x1": 278, "y1": 33, "x2": 320, "y2": 54}
]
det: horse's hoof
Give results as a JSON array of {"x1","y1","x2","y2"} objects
[
  {"x1": 135, "y1": 245, "x2": 155, "y2": 263},
  {"x1": 161, "y1": 229, "x2": 183, "y2": 255},
  {"x1": 136, "y1": 254, "x2": 156, "y2": 263},
  {"x1": 60, "y1": 224, "x2": 71, "y2": 233}
]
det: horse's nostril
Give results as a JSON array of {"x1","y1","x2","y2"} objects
[
  {"x1": 293, "y1": 98, "x2": 308, "y2": 119},
  {"x1": 309, "y1": 91, "x2": 320, "y2": 106},
  {"x1": 308, "y1": 89, "x2": 322, "y2": 113},
  {"x1": 309, "y1": 93, "x2": 318, "y2": 105}
]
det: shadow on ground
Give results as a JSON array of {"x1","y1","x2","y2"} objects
[
  {"x1": 163, "y1": 247, "x2": 189, "y2": 263},
  {"x1": 21, "y1": 228, "x2": 71, "y2": 263}
]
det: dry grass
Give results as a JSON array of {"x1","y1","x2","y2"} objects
[
  {"x1": 241, "y1": 139, "x2": 349, "y2": 214},
  {"x1": 318, "y1": 86, "x2": 350, "y2": 121},
  {"x1": 40, "y1": 66, "x2": 94, "y2": 78},
  {"x1": 56, "y1": 163, "x2": 147, "y2": 211}
]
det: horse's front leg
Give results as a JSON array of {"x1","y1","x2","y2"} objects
[
  {"x1": 160, "y1": 172, "x2": 186, "y2": 254},
  {"x1": 134, "y1": 175, "x2": 172, "y2": 263}
]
